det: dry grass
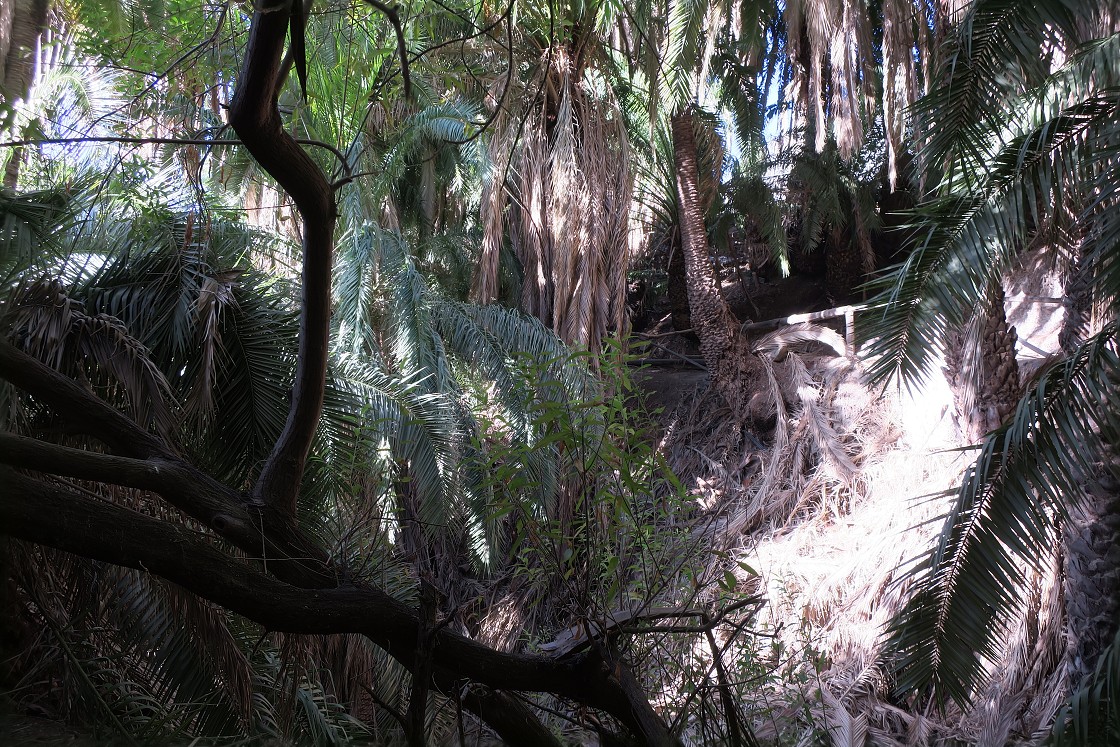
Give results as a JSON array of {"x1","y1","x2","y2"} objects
[{"x1": 646, "y1": 319, "x2": 1075, "y2": 745}]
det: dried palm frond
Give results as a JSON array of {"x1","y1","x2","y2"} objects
[
  {"x1": 3, "y1": 277, "x2": 175, "y2": 435},
  {"x1": 474, "y1": 43, "x2": 630, "y2": 354}
]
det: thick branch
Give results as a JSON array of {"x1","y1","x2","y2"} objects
[
  {"x1": 0, "y1": 432, "x2": 167, "y2": 488},
  {"x1": 0, "y1": 341, "x2": 334, "y2": 587},
  {"x1": 364, "y1": 0, "x2": 412, "y2": 100},
  {"x1": 0, "y1": 339, "x2": 167, "y2": 459},
  {"x1": 0, "y1": 136, "x2": 350, "y2": 173},
  {"x1": 0, "y1": 468, "x2": 676, "y2": 744},
  {"x1": 228, "y1": 10, "x2": 336, "y2": 516}
]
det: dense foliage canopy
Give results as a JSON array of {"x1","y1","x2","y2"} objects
[{"x1": 1, "y1": 0, "x2": 1117, "y2": 744}]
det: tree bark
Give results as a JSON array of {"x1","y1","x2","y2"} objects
[
  {"x1": 227, "y1": 7, "x2": 337, "y2": 518},
  {"x1": 944, "y1": 281, "x2": 1022, "y2": 442},
  {"x1": 0, "y1": 460, "x2": 679, "y2": 745},
  {"x1": 666, "y1": 232, "x2": 692, "y2": 333},
  {"x1": 1, "y1": 0, "x2": 49, "y2": 189},
  {"x1": 671, "y1": 111, "x2": 767, "y2": 419},
  {"x1": 1064, "y1": 469, "x2": 1120, "y2": 690}
]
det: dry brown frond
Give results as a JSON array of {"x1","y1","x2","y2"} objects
[
  {"x1": 185, "y1": 271, "x2": 239, "y2": 425},
  {"x1": 474, "y1": 45, "x2": 629, "y2": 353},
  {"x1": 4, "y1": 277, "x2": 176, "y2": 436}
]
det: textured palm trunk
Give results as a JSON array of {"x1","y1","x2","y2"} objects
[
  {"x1": 1, "y1": 0, "x2": 47, "y2": 102},
  {"x1": 824, "y1": 228, "x2": 861, "y2": 303},
  {"x1": 1057, "y1": 237, "x2": 1118, "y2": 694},
  {"x1": 671, "y1": 112, "x2": 765, "y2": 417},
  {"x1": 1060, "y1": 239, "x2": 1093, "y2": 354},
  {"x1": 1064, "y1": 469, "x2": 1120, "y2": 692},
  {"x1": 1, "y1": 0, "x2": 49, "y2": 188},
  {"x1": 944, "y1": 281, "x2": 1022, "y2": 442}
]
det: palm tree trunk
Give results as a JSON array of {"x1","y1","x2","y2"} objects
[
  {"x1": 671, "y1": 112, "x2": 765, "y2": 417},
  {"x1": 1060, "y1": 239, "x2": 1092, "y2": 354},
  {"x1": 1, "y1": 0, "x2": 48, "y2": 103},
  {"x1": 977, "y1": 282, "x2": 1022, "y2": 433},
  {"x1": 1, "y1": 0, "x2": 48, "y2": 189},
  {"x1": 945, "y1": 280, "x2": 1022, "y2": 442},
  {"x1": 1064, "y1": 471, "x2": 1120, "y2": 690},
  {"x1": 666, "y1": 232, "x2": 692, "y2": 332},
  {"x1": 824, "y1": 227, "x2": 861, "y2": 303}
]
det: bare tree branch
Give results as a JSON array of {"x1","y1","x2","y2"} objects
[
  {"x1": 228, "y1": 9, "x2": 337, "y2": 517},
  {"x1": 0, "y1": 467, "x2": 677, "y2": 745},
  {"x1": 0, "y1": 339, "x2": 335, "y2": 588},
  {"x1": 364, "y1": 0, "x2": 412, "y2": 100},
  {"x1": 0, "y1": 339, "x2": 168, "y2": 460},
  {"x1": 0, "y1": 432, "x2": 166, "y2": 489},
  {"x1": 0, "y1": 136, "x2": 351, "y2": 175}
]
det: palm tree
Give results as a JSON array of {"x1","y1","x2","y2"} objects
[
  {"x1": 866, "y1": 2, "x2": 1120, "y2": 740},
  {"x1": 671, "y1": 109, "x2": 769, "y2": 417},
  {"x1": 0, "y1": 0, "x2": 50, "y2": 187},
  {"x1": 0, "y1": 4, "x2": 687, "y2": 737},
  {"x1": 471, "y1": 1, "x2": 630, "y2": 353},
  {"x1": 0, "y1": 184, "x2": 384, "y2": 742}
]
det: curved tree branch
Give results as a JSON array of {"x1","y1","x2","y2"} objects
[
  {"x1": 0, "y1": 467, "x2": 677, "y2": 745},
  {"x1": 0, "y1": 339, "x2": 334, "y2": 588},
  {"x1": 0, "y1": 339, "x2": 168, "y2": 460},
  {"x1": 228, "y1": 9, "x2": 337, "y2": 517},
  {"x1": 0, "y1": 332, "x2": 681, "y2": 744},
  {"x1": 0, "y1": 136, "x2": 351, "y2": 175},
  {"x1": 364, "y1": 0, "x2": 412, "y2": 100},
  {"x1": 0, "y1": 432, "x2": 166, "y2": 488}
]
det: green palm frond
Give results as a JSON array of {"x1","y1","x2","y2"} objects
[
  {"x1": 1052, "y1": 628, "x2": 1120, "y2": 746},
  {"x1": 363, "y1": 100, "x2": 482, "y2": 212},
  {"x1": 913, "y1": 0, "x2": 1081, "y2": 185},
  {"x1": 863, "y1": 84, "x2": 1120, "y2": 388},
  {"x1": 887, "y1": 322, "x2": 1120, "y2": 707},
  {"x1": 3, "y1": 277, "x2": 176, "y2": 434},
  {"x1": 662, "y1": 0, "x2": 709, "y2": 110},
  {"x1": 252, "y1": 647, "x2": 373, "y2": 745},
  {"x1": 106, "y1": 568, "x2": 252, "y2": 738},
  {"x1": 332, "y1": 221, "x2": 387, "y2": 361},
  {"x1": 195, "y1": 274, "x2": 297, "y2": 482},
  {"x1": 11, "y1": 547, "x2": 257, "y2": 741},
  {"x1": 337, "y1": 353, "x2": 461, "y2": 530},
  {"x1": 0, "y1": 186, "x2": 79, "y2": 288},
  {"x1": 430, "y1": 299, "x2": 597, "y2": 514}
]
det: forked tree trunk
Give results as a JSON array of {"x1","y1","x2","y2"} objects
[{"x1": 671, "y1": 112, "x2": 766, "y2": 418}]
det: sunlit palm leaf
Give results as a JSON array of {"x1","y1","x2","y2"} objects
[{"x1": 887, "y1": 323, "x2": 1120, "y2": 706}]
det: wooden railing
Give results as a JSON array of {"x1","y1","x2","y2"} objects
[
  {"x1": 633, "y1": 303, "x2": 868, "y2": 367},
  {"x1": 741, "y1": 304, "x2": 865, "y2": 356}
]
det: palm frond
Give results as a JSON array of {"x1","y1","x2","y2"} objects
[
  {"x1": 886, "y1": 322, "x2": 1120, "y2": 707},
  {"x1": 1051, "y1": 627, "x2": 1120, "y2": 746},
  {"x1": 913, "y1": 0, "x2": 1081, "y2": 185},
  {"x1": 3, "y1": 277, "x2": 176, "y2": 434},
  {"x1": 0, "y1": 186, "x2": 79, "y2": 288},
  {"x1": 863, "y1": 85, "x2": 1120, "y2": 388}
]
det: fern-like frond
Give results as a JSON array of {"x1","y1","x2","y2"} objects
[
  {"x1": 863, "y1": 87, "x2": 1120, "y2": 388},
  {"x1": 887, "y1": 323, "x2": 1120, "y2": 707},
  {"x1": 1051, "y1": 628, "x2": 1120, "y2": 746}
]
